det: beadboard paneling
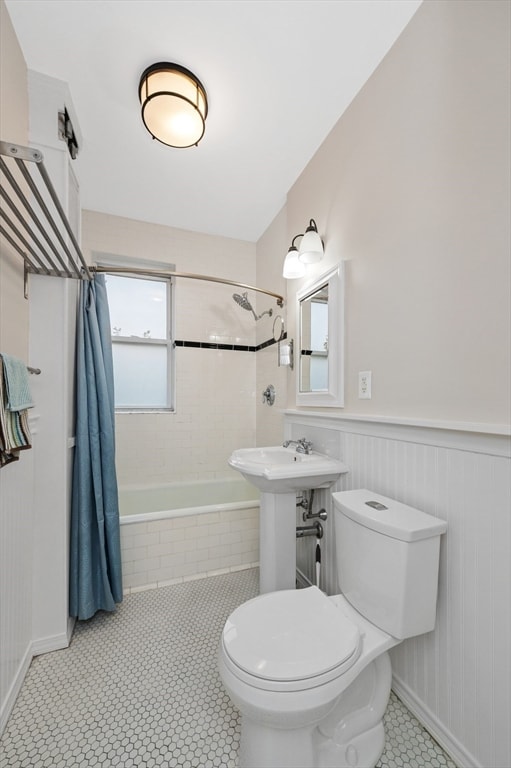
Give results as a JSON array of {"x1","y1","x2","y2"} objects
[
  {"x1": 0, "y1": 446, "x2": 34, "y2": 735},
  {"x1": 288, "y1": 414, "x2": 510, "y2": 768}
]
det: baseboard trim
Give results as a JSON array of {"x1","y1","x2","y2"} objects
[
  {"x1": 0, "y1": 642, "x2": 32, "y2": 737},
  {"x1": 1, "y1": 627, "x2": 73, "y2": 737},
  {"x1": 67, "y1": 616, "x2": 76, "y2": 645},
  {"x1": 32, "y1": 631, "x2": 70, "y2": 657},
  {"x1": 392, "y1": 675, "x2": 482, "y2": 768}
]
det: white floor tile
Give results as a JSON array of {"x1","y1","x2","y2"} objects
[{"x1": 0, "y1": 568, "x2": 457, "y2": 768}]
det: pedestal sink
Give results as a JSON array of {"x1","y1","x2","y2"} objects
[{"x1": 228, "y1": 446, "x2": 348, "y2": 593}]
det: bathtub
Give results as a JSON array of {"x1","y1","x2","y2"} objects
[
  {"x1": 119, "y1": 477, "x2": 260, "y2": 591},
  {"x1": 119, "y1": 476, "x2": 259, "y2": 523}
]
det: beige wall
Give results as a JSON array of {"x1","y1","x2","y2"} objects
[
  {"x1": 277, "y1": 0, "x2": 510, "y2": 426},
  {"x1": 0, "y1": 0, "x2": 29, "y2": 357}
]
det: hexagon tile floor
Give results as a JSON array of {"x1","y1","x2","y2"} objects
[{"x1": 1, "y1": 568, "x2": 457, "y2": 768}]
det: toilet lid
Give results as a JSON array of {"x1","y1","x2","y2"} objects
[{"x1": 222, "y1": 586, "x2": 361, "y2": 682}]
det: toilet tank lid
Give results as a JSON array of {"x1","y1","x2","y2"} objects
[{"x1": 332, "y1": 490, "x2": 447, "y2": 542}]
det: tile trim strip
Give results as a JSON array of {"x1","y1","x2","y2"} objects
[{"x1": 175, "y1": 332, "x2": 286, "y2": 353}]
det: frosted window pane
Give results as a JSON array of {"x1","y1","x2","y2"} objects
[
  {"x1": 106, "y1": 275, "x2": 167, "y2": 339},
  {"x1": 112, "y1": 343, "x2": 168, "y2": 407}
]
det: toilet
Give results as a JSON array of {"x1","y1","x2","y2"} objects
[{"x1": 218, "y1": 489, "x2": 447, "y2": 768}]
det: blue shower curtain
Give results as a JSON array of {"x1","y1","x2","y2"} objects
[{"x1": 70, "y1": 274, "x2": 122, "y2": 620}]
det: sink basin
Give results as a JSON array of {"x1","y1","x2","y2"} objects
[
  {"x1": 228, "y1": 445, "x2": 348, "y2": 493},
  {"x1": 228, "y1": 445, "x2": 349, "y2": 592}
]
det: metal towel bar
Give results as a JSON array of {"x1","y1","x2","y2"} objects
[{"x1": 0, "y1": 140, "x2": 91, "y2": 281}]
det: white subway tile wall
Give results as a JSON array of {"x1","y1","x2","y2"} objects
[
  {"x1": 116, "y1": 347, "x2": 256, "y2": 485},
  {"x1": 82, "y1": 211, "x2": 261, "y2": 488},
  {"x1": 115, "y1": 348, "x2": 257, "y2": 486},
  {"x1": 120, "y1": 507, "x2": 259, "y2": 591},
  {"x1": 255, "y1": 342, "x2": 287, "y2": 446}
]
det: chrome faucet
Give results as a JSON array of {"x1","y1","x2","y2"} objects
[{"x1": 283, "y1": 437, "x2": 313, "y2": 455}]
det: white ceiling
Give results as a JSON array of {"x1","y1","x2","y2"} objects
[{"x1": 5, "y1": 0, "x2": 421, "y2": 242}]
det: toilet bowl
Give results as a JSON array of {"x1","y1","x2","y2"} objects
[
  {"x1": 218, "y1": 489, "x2": 447, "y2": 768},
  {"x1": 219, "y1": 587, "x2": 397, "y2": 768}
]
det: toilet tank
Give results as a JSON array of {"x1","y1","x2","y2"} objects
[{"x1": 332, "y1": 490, "x2": 447, "y2": 640}]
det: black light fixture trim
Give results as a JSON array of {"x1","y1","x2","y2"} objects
[
  {"x1": 283, "y1": 218, "x2": 325, "y2": 278},
  {"x1": 304, "y1": 219, "x2": 318, "y2": 236},
  {"x1": 297, "y1": 218, "x2": 324, "y2": 264},
  {"x1": 138, "y1": 62, "x2": 209, "y2": 148},
  {"x1": 286, "y1": 232, "x2": 304, "y2": 257}
]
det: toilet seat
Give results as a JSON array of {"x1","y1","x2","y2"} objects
[{"x1": 221, "y1": 587, "x2": 361, "y2": 692}]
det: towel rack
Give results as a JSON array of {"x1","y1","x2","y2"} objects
[{"x1": 0, "y1": 141, "x2": 91, "y2": 283}]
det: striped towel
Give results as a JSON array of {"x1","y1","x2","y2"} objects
[
  {"x1": 0, "y1": 355, "x2": 32, "y2": 467},
  {"x1": 1, "y1": 354, "x2": 34, "y2": 410}
]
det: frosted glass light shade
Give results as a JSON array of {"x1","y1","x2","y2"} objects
[
  {"x1": 283, "y1": 247, "x2": 306, "y2": 279},
  {"x1": 139, "y1": 63, "x2": 208, "y2": 148},
  {"x1": 299, "y1": 220, "x2": 324, "y2": 263}
]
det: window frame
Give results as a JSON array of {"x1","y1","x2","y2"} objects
[{"x1": 96, "y1": 256, "x2": 176, "y2": 413}]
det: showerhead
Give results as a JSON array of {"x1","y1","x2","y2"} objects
[
  {"x1": 232, "y1": 292, "x2": 273, "y2": 321},
  {"x1": 233, "y1": 292, "x2": 254, "y2": 312}
]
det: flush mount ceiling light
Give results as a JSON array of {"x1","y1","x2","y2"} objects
[
  {"x1": 138, "y1": 62, "x2": 208, "y2": 148},
  {"x1": 282, "y1": 219, "x2": 324, "y2": 279}
]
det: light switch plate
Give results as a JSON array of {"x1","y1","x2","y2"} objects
[{"x1": 358, "y1": 370, "x2": 372, "y2": 399}]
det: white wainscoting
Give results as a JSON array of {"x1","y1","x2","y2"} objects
[
  {"x1": 0, "y1": 432, "x2": 35, "y2": 736},
  {"x1": 286, "y1": 411, "x2": 510, "y2": 768}
]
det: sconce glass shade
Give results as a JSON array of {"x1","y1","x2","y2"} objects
[
  {"x1": 299, "y1": 219, "x2": 324, "y2": 263},
  {"x1": 139, "y1": 63, "x2": 208, "y2": 148},
  {"x1": 283, "y1": 246, "x2": 306, "y2": 279}
]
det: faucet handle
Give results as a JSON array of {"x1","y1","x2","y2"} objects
[{"x1": 262, "y1": 384, "x2": 275, "y2": 406}]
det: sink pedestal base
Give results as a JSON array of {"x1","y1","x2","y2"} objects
[
  {"x1": 259, "y1": 492, "x2": 297, "y2": 594},
  {"x1": 228, "y1": 446, "x2": 348, "y2": 594}
]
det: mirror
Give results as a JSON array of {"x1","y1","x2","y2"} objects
[
  {"x1": 299, "y1": 284, "x2": 329, "y2": 392},
  {"x1": 296, "y1": 265, "x2": 344, "y2": 407}
]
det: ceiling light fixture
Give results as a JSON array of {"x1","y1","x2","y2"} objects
[
  {"x1": 282, "y1": 219, "x2": 324, "y2": 279},
  {"x1": 138, "y1": 62, "x2": 208, "y2": 148}
]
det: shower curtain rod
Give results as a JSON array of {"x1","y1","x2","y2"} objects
[
  {"x1": 0, "y1": 143, "x2": 284, "y2": 307},
  {"x1": 91, "y1": 265, "x2": 285, "y2": 307}
]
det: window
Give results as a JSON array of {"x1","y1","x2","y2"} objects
[{"x1": 104, "y1": 272, "x2": 174, "y2": 411}]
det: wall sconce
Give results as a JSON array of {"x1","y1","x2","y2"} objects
[
  {"x1": 139, "y1": 62, "x2": 208, "y2": 148},
  {"x1": 283, "y1": 234, "x2": 306, "y2": 279},
  {"x1": 282, "y1": 219, "x2": 324, "y2": 279}
]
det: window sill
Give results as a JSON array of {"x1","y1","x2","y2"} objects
[{"x1": 115, "y1": 409, "x2": 175, "y2": 415}]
